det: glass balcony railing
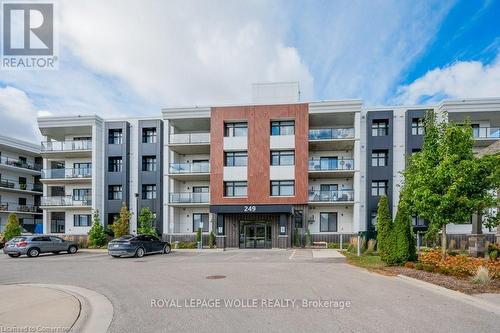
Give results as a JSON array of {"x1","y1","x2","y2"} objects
[
  {"x1": 309, "y1": 159, "x2": 354, "y2": 171},
  {"x1": 169, "y1": 162, "x2": 210, "y2": 174},
  {"x1": 170, "y1": 192, "x2": 209, "y2": 204},
  {"x1": 41, "y1": 196, "x2": 92, "y2": 207},
  {"x1": 42, "y1": 168, "x2": 92, "y2": 179},
  {"x1": 0, "y1": 178, "x2": 42, "y2": 192},
  {"x1": 473, "y1": 127, "x2": 500, "y2": 139},
  {"x1": 41, "y1": 140, "x2": 92, "y2": 152},
  {"x1": 0, "y1": 156, "x2": 42, "y2": 171},
  {"x1": 308, "y1": 189, "x2": 354, "y2": 202},
  {"x1": 169, "y1": 133, "x2": 210, "y2": 144},
  {"x1": 0, "y1": 202, "x2": 40, "y2": 213},
  {"x1": 308, "y1": 128, "x2": 355, "y2": 140}
]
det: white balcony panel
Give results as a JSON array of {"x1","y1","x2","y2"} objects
[
  {"x1": 270, "y1": 135, "x2": 295, "y2": 149},
  {"x1": 269, "y1": 165, "x2": 294, "y2": 180},
  {"x1": 223, "y1": 136, "x2": 248, "y2": 151},
  {"x1": 223, "y1": 166, "x2": 247, "y2": 181}
]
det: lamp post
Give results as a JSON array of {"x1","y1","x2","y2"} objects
[{"x1": 134, "y1": 193, "x2": 139, "y2": 235}]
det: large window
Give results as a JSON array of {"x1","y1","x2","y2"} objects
[
  {"x1": 320, "y1": 212, "x2": 337, "y2": 232},
  {"x1": 371, "y1": 150, "x2": 388, "y2": 167},
  {"x1": 271, "y1": 150, "x2": 294, "y2": 166},
  {"x1": 108, "y1": 185, "x2": 122, "y2": 200},
  {"x1": 108, "y1": 157, "x2": 122, "y2": 172},
  {"x1": 271, "y1": 120, "x2": 295, "y2": 136},
  {"x1": 224, "y1": 181, "x2": 247, "y2": 197},
  {"x1": 224, "y1": 122, "x2": 248, "y2": 137},
  {"x1": 74, "y1": 214, "x2": 91, "y2": 227},
  {"x1": 73, "y1": 189, "x2": 91, "y2": 201},
  {"x1": 142, "y1": 127, "x2": 157, "y2": 143},
  {"x1": 108, "y1": 129, "x2": 123, "y2": 144},
  {"x1": 372, "y1": 120, "x2": 389, "y2": 137},
  {"x1": 193, "y1": 213, "x2": 209, "y2": 232},
  {"x1": 271, "y1": 180, "x2": 294, "y2": 196},
  {"x1": 142, "y1": 184, "x2": 157, "y2": 199},
  {"x1": 224, "y1": 151, "x2": 248, "y2": 166},
  {"x1": 142, "y1": 156, "x2": 157, "y2": 172},
  {"x1": 371, "y1": 181, "x2": 388, "y2": 196},
  {"x1": 411, "y1": 118, "x2": 424, "y2": 135}
]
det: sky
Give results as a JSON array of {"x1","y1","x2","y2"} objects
[{"x1": 0, "y1": 0, "x2": 499, "y2": 142}]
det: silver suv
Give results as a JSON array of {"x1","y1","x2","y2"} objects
[{"x1": 3, "y1": 235, "x2": 78, "y2": 258}]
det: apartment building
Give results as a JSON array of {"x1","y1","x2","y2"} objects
[
  {"x1": 0, "y1": 135, "x2": 42, "y2": 233},
  {"x1": 35, "y1": 91, "x2": 499, "y2": 248}
]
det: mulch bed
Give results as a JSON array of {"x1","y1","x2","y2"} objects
[{"x1": 383, "y1": 266, "x2": 500, "y2": 294}]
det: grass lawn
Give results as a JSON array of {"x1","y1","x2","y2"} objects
[{"x1": 343, "y1": 252, "x2": 387, "y2": 270}]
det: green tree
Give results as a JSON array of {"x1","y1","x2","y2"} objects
[
  {"x1": 375, "y1": 195, "x2": 394, "y2": 263},
  {"x1": 4, "y1": 213, "x2": 22, "y2": 241},
  {"x1": 305, "y1": 228, "x2": 312, "y2": 247},
  {"x1": 208, "y1": 231, "x2": 216, "y2": 248},
  {"x1": 87, "y1": 210, "x2": 107, "y2": 248},
  {"x1": 293, "y1": 228, "x2": 301, "y2": 247},
  {"x1": 393, "y1": 197, "x2": 416, "y2": 263},
  {"x1": 137, "y1": 207, "x2": 157, "y2": 236},
  {"x1": 195, "y1": 228, "x2": 202, "y2": 243},
  {"x1": 111, "y1": 204, "x2": 131, "y2": 238}
]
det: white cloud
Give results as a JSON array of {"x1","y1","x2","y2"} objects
[{"x1": 394, "y1": 54, "x2": 500, "y2": 104}]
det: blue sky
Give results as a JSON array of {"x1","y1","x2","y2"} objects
[{"x1": 0, "y1": 0, "x2": 499, "y2": 142}]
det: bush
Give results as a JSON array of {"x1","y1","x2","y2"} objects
[
  {"x1": 471, "y1": 266, "x2": 491, "y2": 284},
  {"x1": 418, "y1": 250, "x2": 500, "y2": 278},
  {"x1": 393, "y1": 201, "x2": 416, "y2": 263},
  {"x1": 404, "y1": 261, "x2": 415, "y2": 269},
  {"x1": 137, "y1": 207, "x2": 157, "y2": 236},
  {"x1": 488, "y1": 243, "x2": 500, "y2": 261},
  {"x1": 88, "y1": 210, "x2": 107, "y2": 248},
  {"x1": 415, "y1": 262, "x2": 423, "y2": 270},
  {"x1": 328, "y1": 242, "x2": 339, "y2": 249},
  {"x1": 111, "y1": 204, "x2": 131, "y2": 238},
  {"x1": 4, "y1": 213, "x2": 22, "y2": 241},
  {"x1": 293, "y1": 228, "x2": 301, "y2": 247},
  {"x1": 376, "y1": 196, "x2": 395, "y2": 263},
  {"x1": 178, "y1": 241, "x2": 197, "y2": 249},
  {"x1": 365, "y1": 239, "x2": 377, "y2": 255},
  {"x1": 208, "y1": 231, "x2": 216, "y2": 248},
  {"x1": 195, "y1": 228, "x2": 202, "y2": 243},
  {"x1": 304, "y1": 229, "x2": 312, "y2": 247}
]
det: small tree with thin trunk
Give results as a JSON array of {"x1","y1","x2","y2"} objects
[
  {"x1": 376, "y1": 195, "x2": 394, "y2": 263},
  {"x1": 137, "y1": 207, "x2": 157, "y2": 236},
  {"x1": 88, "y1": 209, "x2": 107, "y2": 248},
  {"x1": 4, "y1": 213, "x2": 22, "y2": 241},
  {"x1": 111, "y1": 204, "x2": 131, "y2": 238}
]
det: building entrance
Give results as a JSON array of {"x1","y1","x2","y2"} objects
[{"x1": 239, "y1": 221, "x2": 272, "y2": 248}]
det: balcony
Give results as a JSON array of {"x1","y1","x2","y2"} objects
[
  {"x1": 169, "y1": 192, "x2": 209, "y2": 206},
  {"x1": 0, "y1": 202, "x2": 41, "y2": 214},
  {"x1": 168, "y1": 133, "x2": 210, "y2": 154},
  {"x1": 168, "y1": 162, "x2": 210, "y2": 180},
  {"x1": 40, "y1": 196, "x2": 92, "y2": 208},
  {"x1": 308, "y1": 189, "x2": 354, "y2": 205},
  {"x1": 309, "y1": 128, "x2": 355, "y2": 150},
  {"x1": 41, "y1": 168, "x2": 92, "y2": 183},
  {"x1": 41, "y1": 140, "x2": 92, "y2": 156},
  {"x1": 472, "y1": 127, "x2": 500, "y2": 147},
  {"x1": 0, "y1": 178, "x2": 42, "y2": 193},
  {"x1": 0, "y1": 156, "x2": 41, "y2": 173},
  {"x1": 308, "y1": 158, "x2": 354, "y2": 178}
]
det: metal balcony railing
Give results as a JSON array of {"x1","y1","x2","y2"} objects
[
  {"x1": 41, "y1": 196, "x2": 92, "y2": 207},
  {"x1": 41, "y1": 140, "x2": 92, "y2": 152},
  {"x1": 0, "y1": 202, "x2": 40, "y2": 213},
  {"x1": 308, "y1": 159, "x2": 354, "y2": 171},
  {"x1": 0, "y1": 156, "x2": 41, "y2": 171},
  {"x1": 308, "y1": 189, "x2": 354, "y2": 202},
  {"x1": 169, "y1": 133, "x2": 210, "y2": 144},
  {"x1": 170, "y1": 192, "x2": 209, "y2": 203},
  {"x1": 0, "y1": 178, "x2": 42, "y2": 192},
  {"x1": 473, "y1": 127, "x2": 500, "y2": 139},
  {"x1": 42, "y1": 168, "x2": 92, "y2": 179},
  {"x1": 169, "y1": 162, "x2": 210, "y2": 174},
  {"x1": 308, "y1": 128, "x2": 355, "y2": 140}
]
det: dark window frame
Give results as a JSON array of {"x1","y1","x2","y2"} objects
[
  {"x1": 224, "y1": 122, "x2": 248, "y2": 137},
  {"x1": 319, "y1": 212, "x2": 338, "y2": 232},
  {"x1": 142, "y1": 184, "x2": 157, "y2": 199},
  {"x1": 142, "y1": 127, "x2": 157, "y2": 144},
  {"x1": 108, "y1": 157, "x2": 123, "y2": 172},
  {"x1": 142, "y1": 155, "x2": 157, "y2": 172},
  {"x1": 192, "y1": 213, "x2": 209, "y2": 232},
  {"x1": 270, "y1": 180, "x2": 295, "y2": 196},
  {"x1": 224, "y1": 151, "x2": 248, "y2": 167},
  {"x1": 108, "y1": 185, "x2": 123, "y2": 200},
  {"x1": 73, "y1": 214, "x2": 92, "y2": 227},
  {"x1": 371, "y1": 150, "x2": 388, "y2": 167},
  {"x1": 270, "y1": 150, "x2": 295, "y2": 166},
  {"x1": 371, "y1": 180, "x2": 388, "y2": 197},
  {"x1": 271, "y1": 120, "x2": 295, "y2": 136},
  {"x1": 224, "y1": 181, "x2": 247, "y2": 197},
  {"x1": 411, "y1": 118, "x2": 424, "y2": 136},
  {"x1": 108, "y1": 129, "x2": 123, "y2": 144},
  {"x1": 371, "y1": 120, "x2": 389, "y2": 137}
]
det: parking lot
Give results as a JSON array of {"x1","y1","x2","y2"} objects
[{"x1": 1, "y1": 249, "x2": 498, "y2": 332}]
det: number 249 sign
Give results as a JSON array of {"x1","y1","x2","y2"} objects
[{"x1": 244, "y1": 205, "x2": 256, "y2": 212}]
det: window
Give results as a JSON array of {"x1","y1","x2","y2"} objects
[
  {"x1": 371, "y1": 150, "x2": 388, "y2": 167},
  {"x1": 224, "y1": 151, "x2": 247, "y2": 166},
  {"x1": 193, "y1": 186, "x2": 209, "y2": 193},
  {"x1": 108, "y1": 157, "x2": 122, "y2": 172},
  {"x1": 412, "y1": 215, "x2": 426, "y2": 227},
  {"x1": 73, "y1": 214, "x2": 91, "y2": 227},
  {"x1": 271, "y1": 120, "x2": 295, "y2": 136},
  {"x1": 294, "y1": 210, "x2": 303, "y2": 228},
  {"x1": 471, "y1": 124, "x2": 480, "y2": 138},
  {"x1": 73, "y1": 189, "x2": 91, "y2": 201},
  {"x1": 142, "y1": 184, "x2": 156, "y2": 199},
  {"x1": 271, "y1": 180, "x2": 294, "y2": 196},
  {"x1": 320, "y1": 212, "x2": 337, "y2": 232},
  {"x1": 320, "y1": 184, "x2": 338, "y2": 193},
  {"x1": 193, "y1": 213, "x2": 209, "y2": 232},
  {"x1": 74, "y1": 162, "x2": 91, "y2": 177},
  {"x1": 108, "y1": 129, "x2": 123, "y2": 144},
  {"x1": 108, "y1": 185, "x2": 122, "y2": 200},
  {"x1": 271, "y1": 150, "x2": 294, "y2": 166},
  {"x1": 142, "y1": 127, "x2": 157, "y2": 143},
  {"x1": 320, "y1": 157, "x2": 338, "y2": 170},
  {"x1": 371, "y1": 181, "x2": 388, "y2": 196},
  {"x1": 142, "y1": 156, "x2": 157, "y2": 172},
  {"x1": 371, "y1": 211, "x2": 378, "y2": 227},
  {"x1": 224, "y1": 181, "x2": 247, "y2": 197},
  {"x1": 372, "y1": 120, "x2": 389, "y2": 136},
  {"x1": 49, "y1": 236, "x2": 64, "y2": 242},
  {"x1": 411, "y1": 118, "x2": 424, "y2": 135},
  {"x1": 18, "y1": 197, "x2": 26, "y2": 206},
  {"x1": 224, "y1": 122, "x2": 248, "y2": 137}
]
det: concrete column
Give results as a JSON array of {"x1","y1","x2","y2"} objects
[{"x1": 469, "y1": 213, "x2": 485, "y2": 257}]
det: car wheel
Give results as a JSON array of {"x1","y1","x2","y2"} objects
[
  {"x1": 27, "y1": 248, "x2": 40, "y2": 257},
  {"x1": 135, "y1": 247, "x2": 145, "y2": 258},
  {"x1": 8, "y1": 253, "x2": 20, "y2": 258},
  {"x1": 67, "y1": 245, "x2": 78, "y2": 254},
  {"x1": 163, "y1": 244, "x2": 171, "y2": 254}
]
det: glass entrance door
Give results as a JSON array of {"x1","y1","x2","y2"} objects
[{"x1": 240, "y1": 222, "x2": 272, "y2": 248}]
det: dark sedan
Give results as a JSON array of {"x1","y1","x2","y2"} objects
[{"x1": 108, "y1": 235, "x2": 171, "y2": 258}]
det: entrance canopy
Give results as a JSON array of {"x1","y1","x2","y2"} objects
[{"x1": 209, "y1": 204, "x2": 293, "y2": 214}]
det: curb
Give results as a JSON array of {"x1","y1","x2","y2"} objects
[
  {"x1": 19, "y1": 284, "x2": 114, "y2": 333},
  {"x1": 396, "y1": 275, "x2": 500, "y2": 315}
]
